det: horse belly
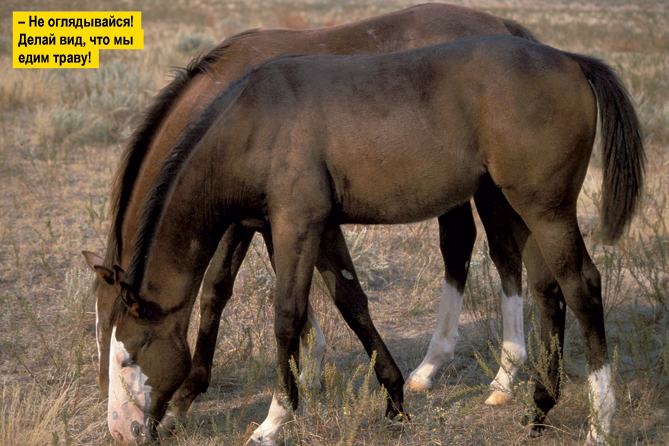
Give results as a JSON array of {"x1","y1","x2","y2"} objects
[{"x1": 333, "y1": 150, "x2": 485, "y2": 225}]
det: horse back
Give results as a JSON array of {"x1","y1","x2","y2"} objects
[{"x1": 208, "y1": 36, "x2": 596, "y2": 225}]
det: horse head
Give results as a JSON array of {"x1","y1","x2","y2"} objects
[{"x1": 83, "y1": 251, "x2": 192, "y2": 444}]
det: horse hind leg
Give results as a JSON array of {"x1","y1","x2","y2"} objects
[
  {"x1": 517, "y1": 209, "x2": 613, "y2": 443},
  {"x1": 405, "y1": 203, "x2": 476, "y2": 392},
  {"x1": 474, "y1": 181, "x2": 529, "y2": 405},
  {"x1": 522, "y1": 236, "x2": 567, "y2": 430}
]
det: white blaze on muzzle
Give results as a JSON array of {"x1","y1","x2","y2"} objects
[{"x1": 108, "y1": 326, "x2": 152, "y2": 444}]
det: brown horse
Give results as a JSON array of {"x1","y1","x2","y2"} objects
[
  {"x1": 82, "y1": 4, "x2": 541, "y2": 442},
  {"x1": 105, "y1": 35, "x2": 644, "y2": 445}
]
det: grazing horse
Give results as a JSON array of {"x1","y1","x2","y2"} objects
[
  {"x1": 103, "y1": 35, "x2": 643, "y2": 445},
  {"x1": 83, "y1": 4, "x2": 541, "y2": 442}
]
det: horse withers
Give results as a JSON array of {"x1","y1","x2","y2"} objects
[
  {"x1": 104, "y1": 35, "x2": 643, "y2": 445},
  {"x1": 83, "y1": 4, "x2": 542, "y2": 443}
]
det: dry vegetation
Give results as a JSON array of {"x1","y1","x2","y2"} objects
[{"x1": 1, "y1": 0, "x2": 668, "y2": 445}]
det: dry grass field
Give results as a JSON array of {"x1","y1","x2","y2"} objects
[{"x1": 1, "y1": 0, "x2": 668, "y2": 445}]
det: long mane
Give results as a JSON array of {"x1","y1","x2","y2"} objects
[
  {"x1": 109, "y1": 67, "x2": 256, "y2": 324},
  {"x1": 103, "y1": 29, "x2": 260, "y2": 269}
]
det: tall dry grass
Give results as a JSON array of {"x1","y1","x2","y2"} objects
[{"x1": 0, "y1": 0, "x2": 667, "y2": 445}]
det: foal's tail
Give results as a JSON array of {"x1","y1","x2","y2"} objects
[
  {"x1": 573, "y1": 54, "x2": 645, "y2": 244},
  {"x1": 502, "y1": 19, "x2": 540, "y2": 43}
]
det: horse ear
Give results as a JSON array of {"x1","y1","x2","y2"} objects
[
  {"x1": 82, "y1": 250, "x2": 104, "y2": 269},
  {"x1": 94, "y1": 266, "x2": 116, "y2": 285},
  {"x1": 113, "y1": 265, "x2": 125, "y2": 283},
  {"x1": 119, "y1": 281, "x2": 144, "y2": 319},
  {"x1": 82, "y1": 251, "x2": 117, "y2": 285}
]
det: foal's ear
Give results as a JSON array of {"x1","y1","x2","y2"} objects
[
  {"x1": 119, "y1": 281, "x2": 145, "y2": 319},
  {"x1": 113, "y1": 265, "x2": 125, "y2": 283},
  {"x1": 82, "y1": 250, "x2": 104, "y2": 269},
  {"x1": 82, "y1": 250, "x2": 116, "y2": 285}
]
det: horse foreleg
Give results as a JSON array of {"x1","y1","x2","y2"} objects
[
  {"x1": 247, "y1": 213, "x2": 324, "y2": 446},
  {"x1": 405, "y1": 203, "x2": 476, "y2": 391},
  {"x1": 315, "y1": 226, "x2": 406, "y2": 418},
  {"x1": 262, "y1": 231, "x2": 327, "y2": 390},
  {"x1": 168, "y1": 224, "x2": 254, "y2": 421}
]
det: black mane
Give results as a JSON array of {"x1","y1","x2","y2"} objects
[
  {"x1": 110, "y1": 67, "x2": 257, "y2": 324},
  {"x1": 103, "y1": 29, "x2": 260, "y2": 269}
]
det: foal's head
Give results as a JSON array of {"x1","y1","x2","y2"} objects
[{"x1": 83, "y1": 251, "x2": 192, "y2": 444}]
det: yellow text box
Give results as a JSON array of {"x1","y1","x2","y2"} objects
[{"x1": 13, "y1": 11, "x2": 143, "y2": 68}]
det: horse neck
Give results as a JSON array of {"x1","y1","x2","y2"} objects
[{"x1": 137, "y1": 163, "x2": 227, "y2": 313}]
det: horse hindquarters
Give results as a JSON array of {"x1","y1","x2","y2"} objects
[{"x1": 482, "y1": 53, "x2": 613, "y2": 441}]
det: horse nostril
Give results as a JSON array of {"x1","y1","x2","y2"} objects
[{"x1": 130, "y1": 420, "x2": 145, "y2": 438}]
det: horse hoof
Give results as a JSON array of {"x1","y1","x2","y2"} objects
[
  {"x1": 523, "y1": 414, "x2": 547, "y2": 439},
  {"x1": 529, "y1": 428, "x2": 545, "y2": 438},
  {"x1": 484, "y1": 389, "x2": 513, "y2": 405},
  {"x1": 404, "y1": 376, "x2": 432, "y2": 392},
  {"x1": 382, "y1": 414, "x2": 407, "y2": 432},
  {"x1": 584, "y1": 432, "x2": 609, "y2": 446},
  {"x1": 157, "y1": 411, "x2": 184, "y2": 437},
  {"x1": 299, "y1": 375, "x2": 323, "y2": 392},
  {"x1": 244, "y1": 437, "x2": 276, "y2": 446}
]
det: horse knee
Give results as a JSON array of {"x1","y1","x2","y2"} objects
[{"x1": 275, "y1": 311, "x2": 306, "y2": 344}]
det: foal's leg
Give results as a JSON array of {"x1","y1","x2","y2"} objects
[
  {"x1": 474, "y1": 182, "x2": 529, "y2": 405},
  {"x1": 247, "y1": 214, "x2": 325, "y2": 446},
  {"x1": 405, "y1": 203, "x2": 476, "y2": 391},
  {"x1": 169, "y1": 223, "x2": 255, "y2": 419},
  {"x1": 522, "y1": 236, "x2": 567, "y2": 429},
  {"x1": 263, "y1": 231, "x2": 327, "y2": 389},
  {"x1": 315, "y1": 226, "x2": 406, "y2": 418},
  {"x1": 518, "y1": 212, "x2": 613, "y2": 444}
]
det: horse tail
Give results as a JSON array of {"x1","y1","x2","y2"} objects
[
  {"x1": 502, "y1": 19, "x2": 540, "y2": 42},
  {"x1": 573, "y1": 54, "x2": 645, "y2": 244}
]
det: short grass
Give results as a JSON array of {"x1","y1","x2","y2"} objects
[{"x1": 0, "y1": 0, "x2": 667, "y2": 445}]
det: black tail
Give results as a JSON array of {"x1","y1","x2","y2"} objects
[
  {"x1": 503, "y1": 19, "x2": 540, "y2": 43},
  {"x1": 573, "y1": 54, "x2": 645, "y2": 243}
]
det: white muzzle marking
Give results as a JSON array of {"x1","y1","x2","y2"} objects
[{"x1": 108, "y1": 326, "x2": 152, "y2": 444}]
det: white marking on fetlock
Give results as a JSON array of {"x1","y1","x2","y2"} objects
[
  {"x1": 486, "y1": 293, "x2": 526, "y2": 404},
  {"x1": 406, "y1": 280, "x2": 462, "y2": 391},
  {"x1": 586, "y1": 364, "x2": 615, "y2": 445},
  {"x1": 248, "y1": 393, "x2": 292, "y2": 445}
]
